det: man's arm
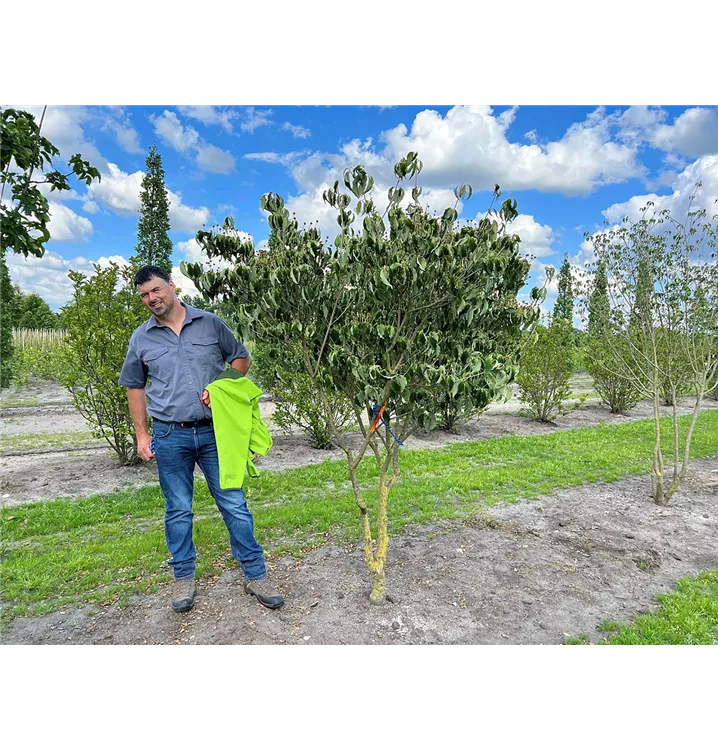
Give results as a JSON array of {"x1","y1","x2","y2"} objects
[
  {"x1": 230, "y1": 354, "x2": 252, "y2": 376},
  {"x1": 127, "y1": 387, "x2": 154, "y2": 460}
]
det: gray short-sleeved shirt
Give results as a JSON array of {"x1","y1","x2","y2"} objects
[{"x1": 119, "y1": 303, "x2": 249, "y2": 422}]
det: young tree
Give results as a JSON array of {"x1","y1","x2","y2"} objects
[
  {"x1": 7, "y1": 284, "x2": 26, "y2": 327},
  {"x1": 16, "y1": 293, "x2": 58, "y2": 329},
  {"x1": 585, "y1": 187, "x2": 718, "y2": 505},
  {"x1": 584, "y1": 260, "x2": 643, "y2": 414},
  {"x1": 253, "y1": 340, "x2": 356, "y2": 449},
  {"x1": 61, "y1": 263, "x2": 149, "y2": 465},
  {"x1": 516, "y1": 315, "x2": 583, "y2": 421},
  {"x1": 130, "y1": 144, "x2": 173, "y2": 274},
  {"x1": 587, "y1": 260, "x2": 609, "y2": 335},
  {"x1": 553, "y1": 253, "x2": 574, "y2": 322},
  {"x1": 184, "y1": 154, "x2": 544, "y2": 602}
]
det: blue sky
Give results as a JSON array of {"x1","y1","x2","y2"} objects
[{"x1": 5, "y1": 104, "x2": 718, "y2": 321}]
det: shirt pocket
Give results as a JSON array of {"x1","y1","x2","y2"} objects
[
  {"x1": 142, "y1": 347, "x2": 169, "y2": 378},
  {"x1": 191, "y1": 338, "x2": 224, "y2": 368}
]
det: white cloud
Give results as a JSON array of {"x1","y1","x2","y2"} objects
[
  {"x1": 532, "y1": 259, "x2": 559, "y2": 294},
  {"x1": 650, "y1": 107, "x2": 718, "y2": 158},
  {"x1": 177, "y1": 106, "x2": 238, "y2": 133},
  {"x1": 282, "y1": 122, "x2": 311, "y2": 139},
  {"x1": 195, "y1": 144, "x2": 236, "y2": 174},
  {"x1": 98, "y1": 109, "x2": 143, "y2": 154},
  {"x1": 240, "y1": 107, "x2": 273, "y2": 133},
  {"x1": 615, "y1": 105, "x2": 668, "y2": 147},
  {"x1": 150, "y1": 110, "x2": 200, "y2": 153},
  {"x1": 601, "y1": 154, "x2": 718, "y2": 224},
  {"x1": 245, "y1": 151, "x2": 303, "y2": 167},
  {"x1": 36, "y1": 184, "x2": 82, "y2": 202},
  {"x1": 87, "y1": 163, "x2": 143, "y2": 214},
  {"x1": 175, "y1": 238, "x2": 208, "y2": 265},
  {"x1": 6, "y1": 250, "x2": 127, "y2": 309},
  {"x1": 573, "y1": 237, "x2": 597, "y2": 269},
  {"x1": 95, "y1": 255, "x2": 130, "y2": 270},
  {"x1": 86, "y1": 163, "x2": 210, "y2": 233},
  {"x1": 379, "y1": 105, "x2": 643, "y2": 195},
  {"x1": 47, "y1": 202, "x2": 93, "y2": 242},
  {"x1": 6, "y1": 105, "x2": 108, "y2": 173},
  {"x1": 150, "y1": 110, "x2": 235, "y2": 175},
  {"x1": 497, "y1": 106, "x2": 518, "y2": 130},
  {"x1": 173, "y1": 265, "x2": 199, "y2": 297},
  {"x1": 106, "y1": 120, "x2": 143, "y2": 154},
  {"x1": 249, "y1": 106, "x2": 647, "y2": 237},
  {"x1": 601, "y1": 190, "x2": 665, "y2": 225},
  {"x1": 82, "y1": 199, "x2": 99, "y2": 214},
  {"x1": 167, "y1": 190, "x2": 210, "y2": 233},
  {"x1": 615, "y1": 106, "x2": 718, "y2": 159}
]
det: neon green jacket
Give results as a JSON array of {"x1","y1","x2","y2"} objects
[{"x1": 206, "y1": 372, "x2": 273, "y2": 489}]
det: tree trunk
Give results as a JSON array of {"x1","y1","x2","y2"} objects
[
  {"x1": 368, "y1": 476, "x2": 390, "y2": 604},
  {"x1": 369, "y1": 565, "x2": 386, "y2": 604},
  {"x1": 652, "y1": 383, "x2": 666, "y2": 505}
]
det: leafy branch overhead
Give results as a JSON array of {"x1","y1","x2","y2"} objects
[{"x1": 1, "y1": 107, "x2": 101, "y2": 258}]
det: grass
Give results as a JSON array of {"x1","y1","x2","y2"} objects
[
  {"x1": 0, "y1": 430, "x2": 101, "y2": 453},
  {"x1": 0, "y1": 397, "x2": 42, "y2": 409},
  {"x1": 1, "y1": 410, "x2": 717, "y2": 629},
  {"x1": 563, "y1": 570, "x2": 718, "y2": 645}
]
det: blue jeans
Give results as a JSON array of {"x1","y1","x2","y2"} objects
[{"x1": 152, "y1": 422, "x2": 266, "y2": 581}]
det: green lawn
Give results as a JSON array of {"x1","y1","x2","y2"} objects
[{"x1": 1, "y1": 410, "x2": 717, "y2": 631}]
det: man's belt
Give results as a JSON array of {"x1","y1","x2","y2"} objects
[{"x1": 154, "y1": 418, "x2": 213, "y2": 429}]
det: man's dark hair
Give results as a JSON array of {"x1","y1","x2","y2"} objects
[{"x1": 134, "y1": 265, "x2": 171, "y2": 287}]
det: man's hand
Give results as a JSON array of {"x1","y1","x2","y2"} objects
[
  {"x1": 137, "y1": 433, "x2": 155, "y2": 461},
  {"x1": 201, "y1": 389, "x2": 211, "y2": 408}
]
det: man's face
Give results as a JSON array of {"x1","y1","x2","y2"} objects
[{"x1": 137, "y1": 276, "x2": 177, "y2": 318}]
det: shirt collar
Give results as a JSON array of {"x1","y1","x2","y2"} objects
[{"x1": 147, "y1": 301, "x2": 200, "y2": 330}]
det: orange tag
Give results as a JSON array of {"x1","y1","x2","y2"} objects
[{"x1": 370, "y1": 402, "x2": 387, "y2": 434}]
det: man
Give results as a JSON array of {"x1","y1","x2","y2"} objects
[{"x1": 119, "y1": 265, "x2": 284, "y2": 613}]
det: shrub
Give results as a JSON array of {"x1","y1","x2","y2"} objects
[{"x1": 585, "y1": 334, "x2": 643, "y2": 414}]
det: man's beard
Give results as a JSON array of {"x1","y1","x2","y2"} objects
[{"x1": 151, "y1": 297, "x2": 174, "y2": 317}]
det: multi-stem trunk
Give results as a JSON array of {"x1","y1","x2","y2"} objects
[{"x1": 345, "y1": 449, "x2": 397, "y2": 604}]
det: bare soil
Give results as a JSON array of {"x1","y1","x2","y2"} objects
[{"x1": 2, "y1": 380, "x2": 717, "y2": 645}]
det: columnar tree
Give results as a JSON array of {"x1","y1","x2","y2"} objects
[
  {"x1": 184, "y1": 153, "x2": 543, "y2": 602},
  {"x1": 130, "y1": 145, "x2": 173, "y2": 274},
  {"x1": 553, "y1": 253, "x2": 574, "y2": 322}
]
